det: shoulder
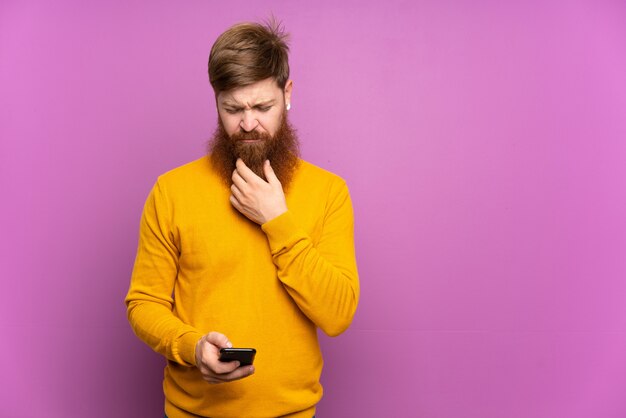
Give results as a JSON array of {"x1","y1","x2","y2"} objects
[
  {"x1": 157, "y1": 156, "x2": 214, "y2": 184},
  {"x1": 295, "y1": 159, "x2": 347, "y2": 189},
  {"x1": 291, "y1": 159, "x2": 352, "y2": 207},
  {"x1": 155, "y1": 155, "x2": 224, "y2": 189},
  {"x1": 152, "y1": 156, "x2": 225, "y2": 201}
]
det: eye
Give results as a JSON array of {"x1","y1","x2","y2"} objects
[
  {"x1": 257, "y1": 106, "x2": 271, "y2": 112},
  {"x1": 224, "y1": 108, "x2": 239, "y2": 114}
]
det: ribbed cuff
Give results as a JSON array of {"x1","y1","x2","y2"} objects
[
  {"x1": 261, "y1": 210, "x2": 303, "y2": 254},
  {"x1": 175, "y1": 330, "x2": 204, "y2": 367}
]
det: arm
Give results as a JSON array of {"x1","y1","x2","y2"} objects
[
  {"x1": 126, "y1": 179, "x2": 256, "y2": 383},
  {"x1": 261, "y1": 179, "x2": 360, "y2": 336},
  {"x1": 230, "y1": 159, "x2": 360, "y2": 336},
  {"x1": 125, "y1": 179, "x2": 202, "y2": 366}
]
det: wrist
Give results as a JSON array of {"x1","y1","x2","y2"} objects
[
  {"x1": 194, "y1": 337, "x2": 202, "y2": 367},
  {"x1": 264, "y1": 207, "x2": 287, "y2": 223}
]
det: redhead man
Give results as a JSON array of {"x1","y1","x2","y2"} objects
[{"x1": 126, "y1": 19, "x2": 359, "y2": 418}]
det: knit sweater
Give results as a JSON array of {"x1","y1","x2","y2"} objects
[{"x1": 125, "y1": 156, "x2": 359, "y2": 418}]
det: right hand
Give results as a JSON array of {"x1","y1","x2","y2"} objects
[{"x1": 195, "y1": 331, "x2": 255, "y2": 384}]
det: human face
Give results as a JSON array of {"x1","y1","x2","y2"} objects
[{"x1": 216, "y1": 77, "x2": 293, "y2": 139}]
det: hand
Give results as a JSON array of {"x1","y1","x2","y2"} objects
[
  {"x1": 195, "y1": 331, "x2": 255, "y2": 384},
  {"x1": 230, "y1": 159, "x2": 288, "y2": 224}
]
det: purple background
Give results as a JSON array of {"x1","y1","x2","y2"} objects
[{"x1": 2, "y1": 1, "x2": 626, "y2": 417}]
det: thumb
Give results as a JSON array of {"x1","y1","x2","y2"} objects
[
  {"x1": 206, "y1": 331, "x2": 233, "y2": 349},
  {"x1": 264, "y1": 160, "x2": 280, "y2": 185}
]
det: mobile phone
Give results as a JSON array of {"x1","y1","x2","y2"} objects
[{"x1": 219, "y1": 348, "x2": 256, "y2": 366}]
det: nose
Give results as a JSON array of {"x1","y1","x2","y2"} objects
[{"x1": 240, "y1": 110, "x2": 259, "y2": 132}]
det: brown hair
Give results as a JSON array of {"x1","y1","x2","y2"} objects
[{"x1": 208, "y1": 18, "x2": 290, "y2": 94}]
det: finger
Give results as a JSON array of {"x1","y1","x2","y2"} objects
[
  {"x1": 230, "y1": 195, "x2": 252, "y2": 219},
  {"x1": 232, "y1": 168, "x2": 247, "y2": 187},
  {"x1": 230, "y1": 194, "x2": 243, "y2": 212},
  {"x1": 206, "y1": 366, "x2": 255, "y2": 384},
  {"x1": 215, "y1": 365, "x2": 255, "y2": 382},
  {"x1": 236, "y1": 158, "x2": 260, "y2": 182},
  {"x1": 230, "y1": 184, "x2": 244, "y2": 202},
  {"x1": 212, "y1": 359, "x2": 241, "y2": 374},
  {"x1": 263, "y1": 160, "x2": 280, "y2": 185},
  {"x1": 206, "y1": 331, "x2": 232, "y2": 349}
]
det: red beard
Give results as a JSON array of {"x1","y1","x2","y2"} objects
[{"x1": 207, "y1": 113, "x2": 300, "y2": 190}]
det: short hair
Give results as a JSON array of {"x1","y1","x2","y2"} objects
[{"x1": 208, "y1": 19, "x2": 290, "y2": 94}]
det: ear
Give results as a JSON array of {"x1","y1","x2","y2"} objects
[{"x1": 284, "y1": 79, "x2": 293, "y2": 107}]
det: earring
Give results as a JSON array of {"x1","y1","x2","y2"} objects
[{"x1": 286, "y1": 103, "x2": 291, "y2": 111}]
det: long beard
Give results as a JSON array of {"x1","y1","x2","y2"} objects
[{"x1": 207, "y1": 113, "x2": 300, "y2": 190}]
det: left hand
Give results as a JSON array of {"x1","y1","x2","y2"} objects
[{"x1": 230, "y1": 159, "x2": 288, "y2": 225}]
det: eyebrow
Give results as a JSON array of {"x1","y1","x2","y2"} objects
[{"x1": 221, "y1": 99, "x2": 276, "y2": 109}]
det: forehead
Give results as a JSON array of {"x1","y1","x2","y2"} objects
[{"x1": 217, "y1": 78, "x2": 282, "y2": 106}]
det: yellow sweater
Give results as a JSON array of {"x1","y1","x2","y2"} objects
[{"x1": 125, "y1": 156, "x2": 359, "y2": 418}]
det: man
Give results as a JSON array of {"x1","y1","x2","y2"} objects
[{"x1": 125, "y1": 19, "x2": 359, "y2": 418}]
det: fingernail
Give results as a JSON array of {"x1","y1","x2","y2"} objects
[
  {"x1": 249, "y1": 366, "x2": 255, "y2": 374},
  {"x1": 227, "y1": 341, "x2": 232, "y2": 348}
]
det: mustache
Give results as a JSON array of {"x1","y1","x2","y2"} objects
[{"x1": 230, "y1": 130, "x2": 272, "y2": 142}]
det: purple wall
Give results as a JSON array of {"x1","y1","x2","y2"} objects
[{"x1": 2, "y1": 1, "x2": 626, "y2": 417}]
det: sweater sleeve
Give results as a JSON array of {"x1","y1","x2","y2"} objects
[
  {"x1": 261, "y1": 179, "x2": 360, "y2": 336},
  {"x1": 125, "y1": 179, "x2": 203, "y2": 366}
]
